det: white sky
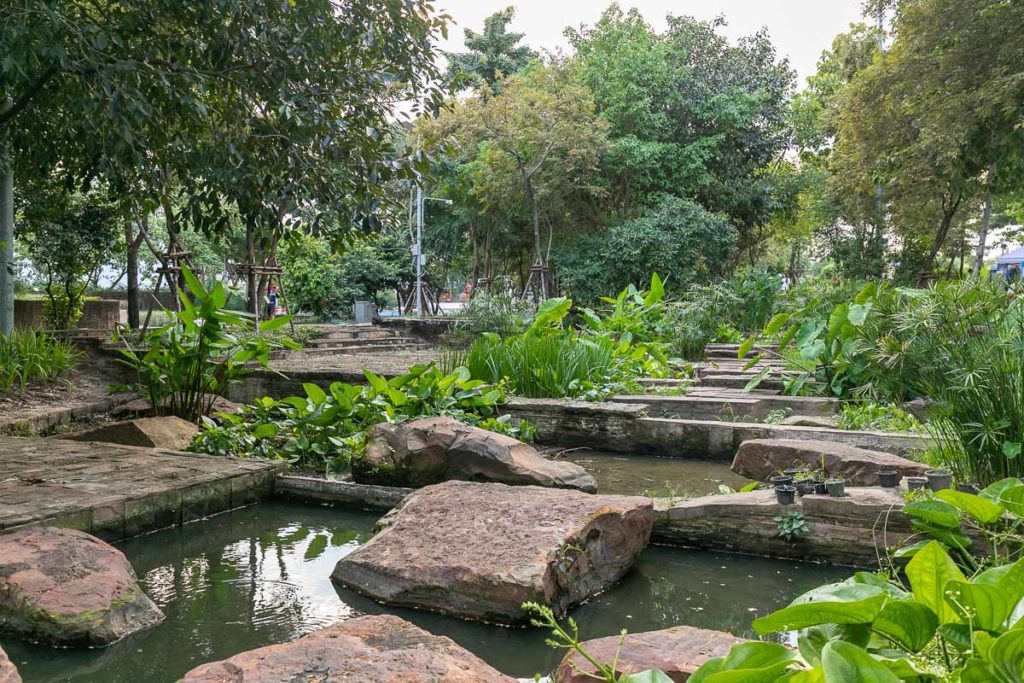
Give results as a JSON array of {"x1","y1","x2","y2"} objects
[{"x1": 436, "y1": 0, "x2": 867, "y2": 84}]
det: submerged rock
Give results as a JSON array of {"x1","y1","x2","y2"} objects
[
  {"x1": 180, "y1": 614, "x2": 516, "y2": 682},
  {"x1": 732, "y1": 438, "x2": 927, "y2": 486},
  {"x1": 556, "y1": 625, "x2": 748, "y2": 683},
  {"x1": 57, "y1": 416, "x2": 199, "y2": 451},
  {"x1": 0, "y1": 646, "x2": 20, "y2": 683},
  {"x1": 0, "y1": 527, "x2": 164, "y2": 646},
  {"x1": 332, "y1": 481, "x2": 653, "y2": 623},
  {"x1": 353, "y1": 416, "x2": 597, "y2": 492}
]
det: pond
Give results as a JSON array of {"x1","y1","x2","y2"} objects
[
  {"x1": 3, "y1": 502, "x2": 849, "y2": 682},
  {"x1": 556, "y1": 448, "x2": 751, "y2": 497}
]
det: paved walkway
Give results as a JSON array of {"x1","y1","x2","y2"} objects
[{"x1": 0, "y1": 437, "x2": 279, "y2": 540}]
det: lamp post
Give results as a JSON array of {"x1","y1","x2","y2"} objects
[{"x1": 414, "y1": 186, "x2": 452, "y2": 318}]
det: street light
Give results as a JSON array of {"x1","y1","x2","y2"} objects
[{"x1": 414, "y1": 186, "x2": 452, "y2": 318}]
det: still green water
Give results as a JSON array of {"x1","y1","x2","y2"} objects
[{"x1": 3, "y1": 502, "x2": 849, "y2": 682}]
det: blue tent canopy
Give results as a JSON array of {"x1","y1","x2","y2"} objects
[{"x1": 994, "y1": 247, "x2": 1024, "y2": 279}]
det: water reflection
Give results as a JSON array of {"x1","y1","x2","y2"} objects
[{"x1": 1, "y1": 503, "x2": 847, "y2": 682}]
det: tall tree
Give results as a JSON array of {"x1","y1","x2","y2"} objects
[
  {"x1": 444, "y1": 7, "x2": 537, "y2": 94},
  {"x1": 1, "y1": 1, "x2": 449, "y2": 329}
]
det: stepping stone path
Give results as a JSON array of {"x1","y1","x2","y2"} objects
[
  {"x1": 556, "y1": 625, "x2": 748, "y2": 683},
  {"x1": 354, "y1": 416, "x2": 597, "y2": 491},
  {"x1": 732, "y1": 438, "x2": 927, "y2": 486},
  {"x1": 0, "y1": 647, "x2": 20, "y2": 683},
  {"x1": 180, "y1": 614, "x2": 516, "y2": 682},
  {"x1": 0, "y1": 527, "x2": 163, "y2": 646},
  {"x1": 332, "y1": 481, "x2": 654, "y2": 623},
  {"x1": 57, "y1": 416, "x2": 199, "y2": 451}
]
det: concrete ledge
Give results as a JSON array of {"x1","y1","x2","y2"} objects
[
  {"x1": 0, "y1": 393, "x2": 137, "y2": 436},
  {"x1": 274, "y1": 475, "x2": 412, "y2": 510},
  {"x1": 651, "y1": 488, "x2": 912, "y2": 567}
]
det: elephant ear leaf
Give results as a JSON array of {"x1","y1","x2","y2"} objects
[
  {"x1": 821, "y1": 641, "x2": 900, "y2": 683},
  {"x1": 688, "y1": 642, "x2": 798, "y2": 683},
  {"x1": 620, "y1": 670, "x2": 674, "y2": 683},
  {"x1": 906, "y1": 541, "x2": 967, "y2": 625},
  {"x1": 944, "y1": 581, "x2": 1012, "y2": 633},
  {"x1": 872, "y1": 600, "x2": 938, "y2": 652}
]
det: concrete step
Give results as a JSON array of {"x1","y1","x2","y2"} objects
[
  {"x1": 704, "y1": 344, "x2": 779, "y2": 360},
  {"x1": 319, "y1": 328, "x2": 400, "y2": 341}
]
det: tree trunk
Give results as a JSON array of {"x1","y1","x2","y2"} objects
[
  {"x1": 245, "y1": 223, "x2": 258, "y2": 317},
  {"x1": 125, "y1": 218, "x2": 146, "y2": 329},
  {"x1": 974, "y1": 165, "x2": 995, "y2": 276},
  {"x1": 0, "y1": 158, "x2": 13, "y2": 334},
  {"x1": 917, "y1": 194, "x2": 963, "y2": 286}
]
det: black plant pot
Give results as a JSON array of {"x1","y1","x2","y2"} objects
[
  {"x1": 784, "y1": 468, "x2": 807, "y2": 478},
  {"x1": 926, "y1": 469, "x2": 953, "y2": 492},
  {"x1": 907, "y1": 476, "x2": 928, "y2": 491},
  {"x1": 826, "y1": 479, "x2": 846, "y2": 497},
  {"x1": 795, "y1": 478, "x2": 816, "y2": 496},
  {"x1": 956, "y1": 482, "x2": 980, "y2": 494},
  {"x1": 770, "y1": 475, "x2": 794, "y2": 487},
  {"x1": 878, "y1": 470, "x2": 901, "y2": 488},
  {"x1": 813, "y1": 480, "x2": 828, "y2": 495},
  {"x1": 775, "y1": 485, "x2": 797, "y2": 505}
]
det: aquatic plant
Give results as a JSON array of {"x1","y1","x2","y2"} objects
[
  {"x1": 114, "y1": 266, "x2": 295, "y2": 422},
  {"x1": 836, "y1": 402, "x2": 922, "y2": 433},
  {"x1": 190, "y1": 363, "x2": 527, "y2": 475}
]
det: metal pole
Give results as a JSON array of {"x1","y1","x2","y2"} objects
[{"x1": 415, "y1": 185, "x2": 423, "y2": 318}]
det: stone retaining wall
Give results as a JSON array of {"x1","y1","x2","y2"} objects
[
  {"x1": 275, "y1": 476, "x2": 412, "y2": 509},
  {"x1": 503, "y1": 397, "x2": 930, "y2": 460},
  {"x1": 13, "y1": 299, "x2": 121, "y2": 332},
  {"x1": 652, "y1": 488, "x2": 912, "y2": 567},
  {"x1": 374, "y1": 316, "x2": 454, "y2": 342}
]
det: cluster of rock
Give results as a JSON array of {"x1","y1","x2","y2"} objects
[
  {"x1": 732, "y1": 438, "x2": 928, "y2": 486},
  {"x1": 353, "y1": 416, "x2": 597, "y2": 492}
]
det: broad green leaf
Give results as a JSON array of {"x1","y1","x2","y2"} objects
[
  {"x1": 258, "y1": 314, "x2": 293, "y2": 332},
  {"x1": 872, "y1": 600, "x2": 938, "y2": 652},
  {"x1": 983, "y1": 629, "x2": 1024, "y2": 683},
  {"x1": 997, "y1": 485, "x2": 1024, "y2": 519},
  {"x1": 797, "y1": 626, "x2": 831, "y2": 666},
  {"x1": 828, "y1": 304, "x2": 849, "y2": 338},
  {"x1": 764, "y1": 312, "x2": 791, "y2": 337},
  {"x1": 738, "y1": 336, "x2": 755, "y2": 360},
  {"x1": 936, "y1": 489, "x2": 1005, "y2": 525},
  {"x1": 847, "y1": 303, "x2": 872, "y2": 326},
  {"x1": 945, "y1": 581, "x2": 1013, "y2": 632},
  {"x1": 689, "y1": 642, "x2": 799, "y2": 683},
  {"x1": 621, "y1": 670, "x2": 674, "y2": 683},
  {"x1": 821, "y1": 641, "x2": 899, "y2": 683},
  {"x1": 643, "y1": 273, "x2": 665, "y2": 306},
  {"x1": 981, "y1": 478, "x2": 1024, "y2": 504},
  {"x1": 303, "y1": 382, "x2": 327, "y2": 405},
  {"x1": 906, "y1": 541, "x2": 967, "y2": 624},
  {"x1": 903, "y1": 499, "x2": 961, "y2": 528},
  {"x1": 752, "y1": 595, "x2": 887, "y2": 634},
  {"x1": 253, "y1": 423, "x2": 278, "y2": 439},
  {"x1": 977, "y1": 559, "x2": 1024, "y2": 610},
  {"x1": 363, "y1": 369, "x2": 389, "y2": 394}
]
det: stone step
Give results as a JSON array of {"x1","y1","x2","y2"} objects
[
  {"x1": 698, "y1": 374, "x2": 786, "y2": 391},
  {"x1": 279, "y1": 342, "x2": 431, "y2": 358},
  {"x1": 319, "y1": 328, "x2": 400, "y2": 341},
  {"x1": 704, "y1": 343, "x2": 779, "y2": 360},
  {"x1": 306, "y1": 336, "x2": 419, "y2": 349}
]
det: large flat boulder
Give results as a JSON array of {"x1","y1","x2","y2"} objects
[
  {"x1": 353, "y1": 416, "x2": 597, "y2": 492},
  {"x1": 0, "y1": 527, "x2": 164, "y2": 646},
  {"x1": 732, "y1": 438, "x2": 927, "y2": 486},
  {"x1": 332, "y1": 481, "x2": 653, "y2": 623},
  {"x1": 0, "y1": 646, "x2": 20, "y2": 683},
  {"x1": 556, "y1": 625, "x2": 748, "y2": 683},
  {"x1": 57, "y1": 416, "x2": 199, "y2": 451},
  {"x1": 181, "y1": 614, "x2": 516, "y2": 682}
]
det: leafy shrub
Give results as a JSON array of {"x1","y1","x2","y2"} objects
[
  {"x1": 190, "y1": 363, "x2": 528, "y2": 475},
  {"x1": 115, "y1": 267, "x2": 296, "y2": 423},
  {"x1": 836, "y1": 402, "x2": 922, "y2": 433},
  {"x1": 0, "y1": 331, "x2": 81, "y2": 392},
  {"x1": 450, "y1": 292, "x2": 673, "y2": 400},
  {"x1": 447, "y1": 291, "x2": 530, "y2": 343}
]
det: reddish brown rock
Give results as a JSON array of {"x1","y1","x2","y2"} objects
[
  {"x1": 332, "y1": 481, "x2": 654, "y2": 623},
  {"x1": 731, "y1": 438, "x2": 927, "y2": 486},
  {"x1": 556, "y1": 626, "x2": 748, "y2": 683},
  {"x1": 181, "y1": 614, "x2": 516, "y2": 682},
  {"x1": 0, "y1": 527, "x2": 164, "y2": 646},
  {"x1": 57, "y1": 416, "x2": 199, "y2": 451},
  {"x1": 354, "y1": 416, "x2": 597, "y2": 492},
  {"x1": 0, "y1": 646, "x2": 20, "y2": 683}
]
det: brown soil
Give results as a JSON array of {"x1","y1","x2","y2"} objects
[{"x1": 0, "y1": 362, "x2": 129, "y2": 434}]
